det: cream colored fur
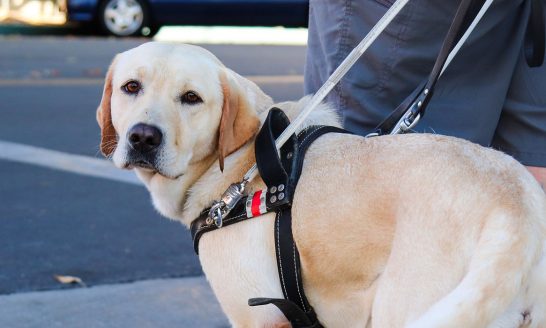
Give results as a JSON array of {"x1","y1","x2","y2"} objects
[{"x1": 99, "y1": 42, "x2": 546, "y2": 328}]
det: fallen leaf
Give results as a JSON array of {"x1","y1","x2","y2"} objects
[{"x1": 54, "y1": 274, "x2": 86, "y2": 287}]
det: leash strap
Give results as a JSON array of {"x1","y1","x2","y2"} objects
[
  {"x1": 374, "y1": 0, "x2": 545, "y2": 136},
  {"x1": 239, "y1": 0, "x2": 412, "y2": 185},
  {"x1": 374, "y1": 0, "x2": 478, "y2": 135}
]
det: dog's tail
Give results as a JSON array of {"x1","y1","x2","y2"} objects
[{"x1": 406, "y1": 207, "x2": 544, "y2": 328}]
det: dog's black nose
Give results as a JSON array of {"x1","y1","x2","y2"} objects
[{"x1": 128, "y1": 123, "x2": 163, "y2": 153}]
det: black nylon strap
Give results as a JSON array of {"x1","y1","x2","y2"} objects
[
  {"x1": 248, "y1": 297, "x2": 321, "y2": 328},
  {"x1": 375, "y1": 0, "x2": 544, "y2": 135},
  {"x1": 274, "y1": 210, "x2": 311, "y2": 314},
  {"x1": 422, "y1": 0, "x2": 476, "y2": 102},
  {"x1": 255, "y1": 108, "x2": 292, "y2": 188},
  {"x1": 374, "y1": 0, "x2": 477, "y2": 135},
  {"x1": 190, "y1": 197, "x2": 251, "y2": 254},
  {"x1": 190, "y1": 126, "x2": 351, "y2": 255},
  {"x1": 191, "y1": 123, "x2": 352, "y2": 327},
  {"x1": 293, "y1": 125, "x2": 351, "y2": 185},
  {"x1": 256, "y1": 126, "x2": 351, "y2": 328}
]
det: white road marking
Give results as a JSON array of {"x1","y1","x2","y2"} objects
[
  {"x1": 0, "y1": 75, "x2": 303, "y2": 86},
  {"x1": 0, "y1": 140, "x2": 142, "y2": 185}
]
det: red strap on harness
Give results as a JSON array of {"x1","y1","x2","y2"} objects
[{"x1": 246, "y1": 189, "x2": 267, "y2": 218}]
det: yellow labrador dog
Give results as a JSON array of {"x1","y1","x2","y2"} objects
[{"x1": 97, "y1": 42, "x2": 546, "y2": 328}]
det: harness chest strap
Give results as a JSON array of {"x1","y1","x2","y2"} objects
[{"x1": 191, "y1": 108, "x2": 352, "y2": 328}]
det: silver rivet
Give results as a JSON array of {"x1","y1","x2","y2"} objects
[
  {"x1": 270, "y1": 186, "x2": 277, "y2": 193},
  {"x1": 424, "y1": 89, "x2": 429, "y2": 95},
  {"x1": 270, "y1": 195, "x2": 277, "y2": 203},
  {"x1": 417, "y1": 101, "x2": 423, "y2": 108},
  {"x1": 278, "y1": 192, "x2": 285, "y2": 200},
  {"x1": 278, "y1": 184, "x2": 285, "y2": 192},
  {"x1": 287, "y1": 152, "x2": 293, "y2": 159}
]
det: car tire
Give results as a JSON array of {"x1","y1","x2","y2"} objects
[{"x1": 97, "y1": 0, "x2": 158, "y2": 37}]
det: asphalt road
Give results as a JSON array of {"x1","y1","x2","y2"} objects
[{"x1": 0, "y1": 34, "x2": 306, "y2": 294}]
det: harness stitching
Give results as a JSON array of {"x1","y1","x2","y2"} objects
[
  {"x1": 276, "y1": 212, "x2": 289, "y2": 298},
  {"x1": 293, "y1": 242, "x2": 307, "y2": 312},
  {"x1": 298, "y1": 126, "x2": 323, "y2": 147}
]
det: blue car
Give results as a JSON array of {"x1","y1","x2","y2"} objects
[{"x1": 66, "y1": 0, "x2": 309, "y2": 37}]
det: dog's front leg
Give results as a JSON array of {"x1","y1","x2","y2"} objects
[{"x1": 198, "y1": 214, "x2": 289, "y2": 327}]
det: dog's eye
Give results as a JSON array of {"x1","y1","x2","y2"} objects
[
  {"x1": 180, "y1": 91, "x2": 202, "y2": 105},
  {"x1": 122, "y1": 81, "x2": 141, "y2": 94}
]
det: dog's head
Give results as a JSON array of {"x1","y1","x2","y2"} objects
[{"x1": 97, "y1": 42, "x2": 270, "y2": 178}]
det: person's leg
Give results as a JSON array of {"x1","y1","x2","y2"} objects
[
  {"x1": 305, "y1": 0, "x2": 463, "y2": 133},
  {"x1": 305, "y1": 0, "x2": 529, "y2": 144},
  {"x1": 490, "y1": 6, "x2": 546, "y2": 189}
]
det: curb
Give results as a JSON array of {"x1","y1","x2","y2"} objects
[{"x1": 0, "y1": 277, "x2": 229, "y2": 328}]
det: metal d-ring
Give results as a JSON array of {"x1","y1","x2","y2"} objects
[{"x1": 208, "y1": 202, "x2": 224, "y2": 228}]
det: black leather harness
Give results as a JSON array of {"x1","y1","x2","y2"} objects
[{"x1": 191, "y1": 108, "x2": 352, "y2": 327}]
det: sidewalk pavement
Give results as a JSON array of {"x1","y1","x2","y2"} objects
[{"x1": 0, "y1": 276, "x2": 229, "y2": 328}]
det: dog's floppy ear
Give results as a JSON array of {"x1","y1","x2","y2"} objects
[
  {"x1": 96, "y1": 58, "x2": 118, "y2": 157},
  {"x1": 218, "y1": 70, "x2": 261, "y2": 172}
]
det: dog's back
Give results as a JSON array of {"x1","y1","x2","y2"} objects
[{"x1": 291, "y1": 130, "x2": 546, "y2": 327}]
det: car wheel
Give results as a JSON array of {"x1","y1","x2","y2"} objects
[{"x1": 98, "y1": 0, "x2": 157, "y2": 37}]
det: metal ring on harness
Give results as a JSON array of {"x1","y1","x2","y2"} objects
[{"x1": 208, "y1": 202, "x2": 224, "y2": 228}]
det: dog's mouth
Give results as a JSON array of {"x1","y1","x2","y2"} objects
[
  {"x1": 125, "y1": 159, "x2": 157, "y2": 172},
  {"x1": 133, "y1": 159, "x2": 155, "y2": 170},
  {"x1": 126, "y1": 160, "x2": 185, "y2": 180}
]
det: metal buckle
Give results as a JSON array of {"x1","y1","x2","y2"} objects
[
  {"x1": 390, "y1": 105, "x2": 421, "y2": 135},
  {"x1": 403, "y1": 113, "x2": 421, "y2": 131},
  {"x1": 207, "y1": 180, "x2": 248, "y2": 228}
]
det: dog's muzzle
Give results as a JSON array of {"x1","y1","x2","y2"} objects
[{"x1": 126, "y1": 123, "x2": 163, "y2": 170}]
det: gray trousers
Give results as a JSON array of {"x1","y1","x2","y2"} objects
[{"x1": 304, "y1": 0, "x2": 546, "y2": 166}]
